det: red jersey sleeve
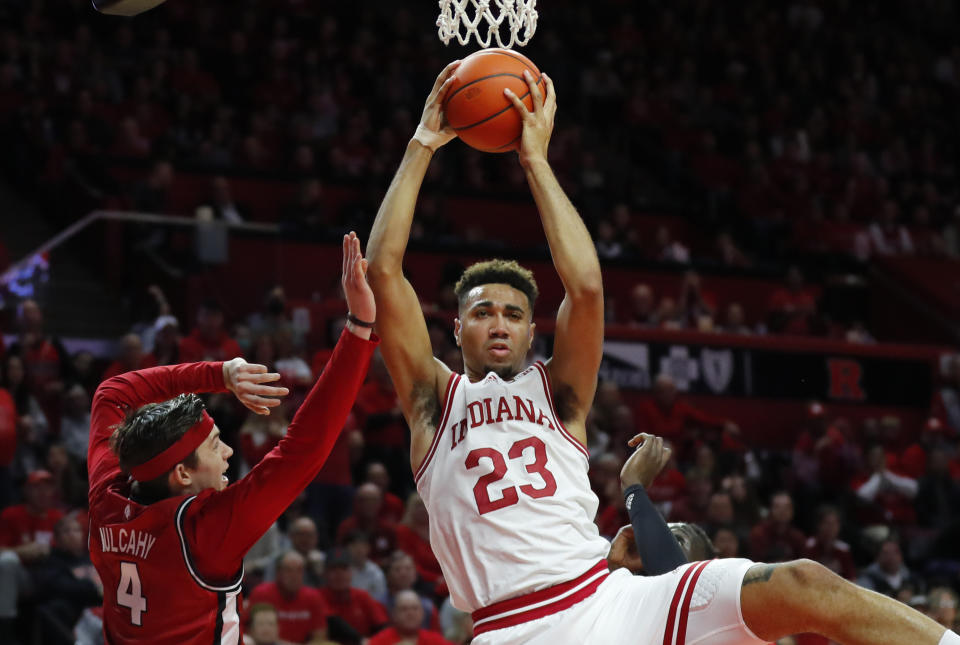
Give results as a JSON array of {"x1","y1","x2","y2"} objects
[
  {"x1": 88, "y1": 362, "x2": 227, "y2": 497},
  {"x1": 185, "y1": 328, "x2": 378, "y2": 583}
]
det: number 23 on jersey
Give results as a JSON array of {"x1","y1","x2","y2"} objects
[{"x1": 466, "y1": 436, "x2": 558, "y2": 514}]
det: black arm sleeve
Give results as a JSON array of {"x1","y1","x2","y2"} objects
[{"x1": 624, "y1": 484, "x2": 688, "y2": 575}]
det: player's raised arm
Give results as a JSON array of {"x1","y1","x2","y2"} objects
[
  {"x1": 504, "y1": 72, "x2": 604, "y2": 439},
  {"x1": 366, "y1": 62, "x2": 460, "y2": 467}
]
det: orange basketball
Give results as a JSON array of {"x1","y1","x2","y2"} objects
[{"x1": 443, "y1": 48, "x2": 545, "y2": 153}]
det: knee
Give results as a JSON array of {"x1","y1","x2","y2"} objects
[{"x1": 781, "y1": 559, "x2": 843, "y2": 593}]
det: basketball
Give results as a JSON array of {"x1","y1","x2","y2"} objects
[{"x1": 443, "y1": 48, "x2": 545, "y2": 153}]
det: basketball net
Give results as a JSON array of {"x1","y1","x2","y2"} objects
[{"x1": 437, "y1": 0, "x2": 539, "y2": 49}]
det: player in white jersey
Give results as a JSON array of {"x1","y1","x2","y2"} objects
[{"x1": 366, "y1": 61, "x2": 960, "y2": 645}]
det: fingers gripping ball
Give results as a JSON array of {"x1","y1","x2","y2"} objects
[{"x1": 443, "y1": 48, "x2": 545, "y2": 153}]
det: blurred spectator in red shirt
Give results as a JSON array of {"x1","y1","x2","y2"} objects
[
  {"x1": 677, "y1": 271, "x2": 716, "y2": 330},
  {"x1": 668, "y1": 472, "x2": 713, "y2": 524},
  {"x1": 354, "y1": 354, "x2": 407, "y2": 479},
  {"x1": 248, "y1": 550, "x2": 328, "y2": 644},
  {"x1": 766, "y1": 266, "x2": 817, "y2": 335},
  {"x1": 624, "y1": 283, "x2": 656, "y2": 328},
  {"x1": 802, "y1": 505, "x2": 856, "y2": 580},
  {"x1": 634, "y1": 374, "x2": 739, "y2": 460},
  {"x1": 307, "y1": 411, "x2": 362, "y2": 537},
  {"x1": 793, "y1": 402, "x2": 855, "y2": 492},
  {"x1": 364, "y1": 462, "x2": 403, "y2": 523},
  {"x1": 645, "y1": 442, "x2": 687, "y2": 517},
  {"x1": 179, "y1": 300, "x2": 244, "y2": 362},
  {"x1": 320, "y1": 548, "x2": 389, "y2": 642},
  {"x1": 239, "y1": 405, "x2": 288, "y2": 470},
  {"x1": 150, "y1": 315, "x2": 181, "y2": 366},
  {"x1": 394, "y1": 494, "x2": 443, "y2": 590},
  {"x1": 0, "y1": 385, "x2": 15, "y2": 474},
  {"x1": 336, "y1": 483, "x2": 396, "y2": 565},
  {"x1": 852, "y1": 443, "x2": 918, "y2": 525},
  {"x1": 900, "y1": 417, "x2": 956, "y2": 481},
  {"x1": 246, "y1": 603, "x2": 296, "y2": 645},
  {"x1": 9, "y1": 299, "x2": 74, "y2": 428},
  {"x1": 101, "y1": 333, "x2": 157, "y2": 380},
  {"x1": 749, "y1": 491, "x2": 807, "y2": 562},
  {"x1": 0, "y1": 469, "x2": 62, "y2": 560},
  {"x1": 369, "y1": 590, "x2": 452, "y2": 645}
]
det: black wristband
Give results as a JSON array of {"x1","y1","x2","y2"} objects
[{"x1": 347, "y1": 312, "x2": 375, "y2": 329}]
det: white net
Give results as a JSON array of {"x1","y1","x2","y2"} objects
[{"x1": 437, "y1": 0, "x2": 539, "y2": 49}]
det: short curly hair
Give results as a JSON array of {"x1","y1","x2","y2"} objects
[{"x1": 453, "y1": 259, "x2": 539, "y2": 313}]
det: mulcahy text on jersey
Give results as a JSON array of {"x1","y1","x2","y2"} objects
[{"x1": 98, "y1": 527, "x2": 158, "y2": 560}]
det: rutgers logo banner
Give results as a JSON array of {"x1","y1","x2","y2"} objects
[{"x1": 594, "y1": 339, "x2": 931, "y2": 407}]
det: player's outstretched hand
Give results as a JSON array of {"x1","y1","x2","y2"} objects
[
  {"x1": 415, "y1": 60, "x2": 462, "y2": 152},
  {"x1": 504, "y1": 70, "x2": 556, "y2": 168},
  {"x1": 342, "y1": 231, "x2": 376, "y2": 338},
  {"x1": 620, "y1": 433, "x2": 671, "y2": 490},
  {"x1": 223, "y1": 358, "x2": 289, "y2": 416},
  {"x1": 607, "y1": 524, "x2": 644, "y2": 574}
]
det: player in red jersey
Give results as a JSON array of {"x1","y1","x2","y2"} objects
[{"x1": 88, "y1": 233, "x2": 378, "y2": 645}]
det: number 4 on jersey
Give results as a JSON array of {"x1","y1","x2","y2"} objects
[
  {"x1": 118, "y1": 561, "x2": 147, "y2": 626},
  {"x1": 466, "y1": 436, "x2": 558, "y2": 515}
]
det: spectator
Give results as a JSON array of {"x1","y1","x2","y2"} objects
[
  {"x1": 0, "y1": 384, "x2": 14, "y2": 507},
  {"x1": 721, "y1": 303, "x2": 753, "y2": 335},
  {"x1": 245, "y1": 603, "x2": 296, "y2": 645},
  {"x1": 31, "y1": 512, "x2": 102, "y2": 645},
  {"x1": 377, "y1": 551, "x2": 441, "y2": 634},
  {"x1": 369, "y1": 590, "x2": 451, "y2": 645},
  {"x1": 710, "y1": 526, "x2": 741, "y2": 559},
  {"x1": 748, "y1": 491, "x2": 807, "y2": 562},
  {"x1": 274, "y1": 328, "x2": 313, "y2": 390},
  {"x1": 926, "y1": 587, "x2": 959, "y2": 630},
  {"x1": 130, "y1": 160, "x2": 174, "y2": 214},
  {"x1": 677, "y1": 271, "x2": 716, "y2": 329},
  {"x1": 59, "y1": 384, "x2": 91, "y2": 464},
  {"x1": 915, "y1": 448, "x2": 960, "y2": 531},
  {"x1": 44, "y1": 441, "x2": 85, "y2": 510},
  {"x1": 239, "y1": 405, "x2": 288, "y2": 470},
  {"x1": 287, "y1": 517, "x2": 326, "y2": 588},
  {"x1": 853, "y1": 443, "x2": 918, "y2": 525},
  {"x1": 8, "y1": 299, "x2": 73, "y2": 425},
  {"x1": 248, "y1": 286, "x2": 296, "y2": 347},
  {"x1": 766, "y1": 266, "x2": 818, "y2": 335},
  {"x1": 307, "y1": 412, "x2": 362, "y2": 538},
  {"x1": 150, "y1": 315, "x2": 181, "y2": 366},
  {"x1": 101, "y1": 333, "x2": 157, "y2": 380},
  {"x1": 634, "y1": 373, "x2": 739, "y2": 458},
  {"x1": 345, "y1": 530, "x2": 386, "y2": 598},
  {"x1": 858, "y1": 538, "x2": 922, "y2": 598},
  {"x1": 867, "y1": 200, "x2": 914, "y2": 257},
  {"x1": 624, "y1": 283, "x2": 656, "y2": 327},
  {"x1": 319, "y1": 547, "x2": 388, "y2": 643},
  {"x1": 248, "y1": 550, "x2": 328, "y2": 644},
  {"x1": 933, "y1": 355, "x2": 960, "y2": 436},
  {"x1": 901, "y1": 417, "x2": 954, "y2": 481},
  {"x1": 802, "y1": 505, "x2": 856, "y2": 580},
  {"x1": 0, "y1": 469, "x2": 63, "y2": 636},
  {"x1": 364, "y1": 462, "x2": 404, "y2": 523},
  {"x1": 178, "y1": 300, "x2": 244, "y2": 362},
  {"x1": 197, "y1": 175, "x2": 247, "y2": 224},
  {"x1": 354, "y1": 353, "x2": 407, "y2": 484},
  {"x1": 336, "y1": 483, "x2": 397, "y2": 565},
  {"x1": 653, "y1": 226, "x2": 690, "y2": 263},
  {"x1": 394, "y1": 494, "x2": 443, "y2": 591},
  {"x1": 3, "y1": 353, "x2": 50, "y2": 479},
  {"x1": 244, "y1": 522, "x2": 285, "y2": 590},
  {"x1": 668, "y1": 472, "x2": 713, "y2": 524}
]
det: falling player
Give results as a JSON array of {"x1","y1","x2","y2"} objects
[
  {"x1": 365, "y1": 62, "x2": 960, "y2": 645},
  {"x1": 88, "y1": 233, "x2": 378, "y2": 644}
]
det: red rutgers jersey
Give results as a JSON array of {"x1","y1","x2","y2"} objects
[
  {"x1": 87, "y1": 330, "x2": 377, "y2": 645},
  {"x1": 91, "y1": 491, "x2": 242, "y2": 644}
]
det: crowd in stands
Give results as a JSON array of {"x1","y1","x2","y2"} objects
[
  {"x1": 2, "y1": 1, "x2": 960, "y2": 264},
  {"x1": 0, "y1": 289, "x2": 957, "y2": 644}
]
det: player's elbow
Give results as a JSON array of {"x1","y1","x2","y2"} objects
[{"x1": 566, "y1": 277, "x2": 604, "y2": 303}]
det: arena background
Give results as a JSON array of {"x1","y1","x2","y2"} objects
[{"x1": 0, "y1": 1, "x2": 958, "y2": 644}]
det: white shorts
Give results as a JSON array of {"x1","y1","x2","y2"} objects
[{"x1": 472, "y1": 558, "x2": 768, "y2": 645}]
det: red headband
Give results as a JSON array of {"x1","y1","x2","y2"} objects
[{"x1": 129, "y1": 410, "x2": 215, "y2": 482}]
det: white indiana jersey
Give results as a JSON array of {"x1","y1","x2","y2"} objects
[{"x1": 416, "y1": 361, "x2": 610, "y2": 613}]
